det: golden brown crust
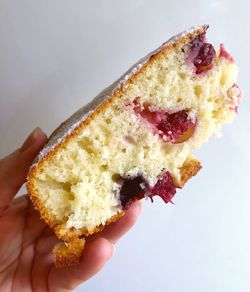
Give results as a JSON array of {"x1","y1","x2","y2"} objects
[
  {"x1": 53, "y1": 212, "x2": 125, "y2": 267},
  {"x1": 54, "y1": 211, "x2": 125, "y2": 242},
  {"x1": 178, "y1": 157, "x2": 202, "y2": 188},
  {"x1": 53, "y1": 238, "x2": 85, "y2": 268},
  {"x1": 27, "y1": 26, "x2": 206, "y2": 266}
]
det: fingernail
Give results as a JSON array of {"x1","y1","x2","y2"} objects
[
  {"x1": 21, "y1": 127, "x2": 44, "y2": 152},
  {"x1": 110, "y1": 243, "x2": 116, "y2": 257}
]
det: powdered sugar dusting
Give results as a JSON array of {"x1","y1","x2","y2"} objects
[
  {"x1": 35, "y1": 110, "x2": 94, "y2": 163},
  {"x1": 30, "y1": 25, "x2": 206, "y2": 168}
]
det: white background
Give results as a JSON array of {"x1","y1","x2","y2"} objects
[{"x1": 0, "y1": 1, "x2": 249, "y2": 291}]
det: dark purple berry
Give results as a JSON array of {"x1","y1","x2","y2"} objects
[
  {"x1": 119, "y1": 176, "x2": 147, "y2": 209},
  {"x1": 118, "y1": 172, "x2": 177, "y2": 209}
]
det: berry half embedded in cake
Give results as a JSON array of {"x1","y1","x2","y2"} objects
[
  {"x1": 134, "y1": 101, "x2": 197, "y2": 143},
  {"x1": 117, "y1": 171, "x2": 177, "y2": 209},
  {"x1": 186, "y1": 32, "x2": 216, "y2": 74},
  {"x1": 27, "y1": 25, "x2": 241, "y2": 267}
]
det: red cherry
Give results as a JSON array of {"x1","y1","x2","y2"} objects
[
  {"x1": 188, "y1": 34, "x2": 216, "y2": 74},
  {"x1": 157, "y1": 110, "x2": 196, "y2": 143},
  {"x1": 134, "y1": 101, "x2": 196, "y2": 144},
  {"x1": 149, "y1": 172, "x2": 176, "y2": 204}
]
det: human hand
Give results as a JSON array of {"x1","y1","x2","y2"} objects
[{"x1": 0, "y1": 128, "x2": 141, "y2": 291}]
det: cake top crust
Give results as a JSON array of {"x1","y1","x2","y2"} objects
[{"x1": 32, "y1": 25, "x2": 207, "y2": 167}]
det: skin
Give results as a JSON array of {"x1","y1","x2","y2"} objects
[{"x1": 0, "y1": 128, "x2": 141, "y2": 291}]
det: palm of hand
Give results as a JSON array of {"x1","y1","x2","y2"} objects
[{"x1": 0, "y1": 128, "x2": 141, "y2": 291}]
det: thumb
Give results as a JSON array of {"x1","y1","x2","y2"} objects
[{"x1": 0, "y1": 127, "x2": 47, "y2": 211}]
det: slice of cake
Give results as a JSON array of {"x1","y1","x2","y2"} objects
[{"x1": 27, "y1": 25, "x2": 241, "y2": 267}]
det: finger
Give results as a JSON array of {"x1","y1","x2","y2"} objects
[
  {"x1": 0, "y1": 127, "x2": 47, "y2": 210},
  {"x1": 20, "y1": 127, "x2": 46, "y2": 152},
  {"x1": 90, "y1": 200, "x2": 142, "y2": 244},
  {"x1": 49, "y1": 238, "x2": 114, "y2": 291}
]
